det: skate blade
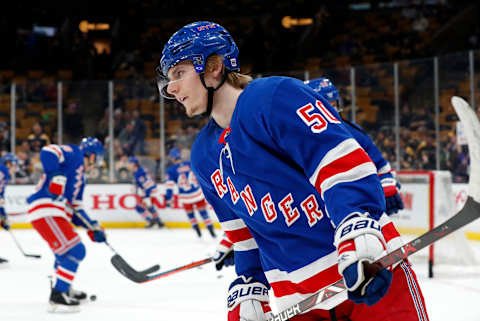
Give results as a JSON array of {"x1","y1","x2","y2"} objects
[{"x1": 48, "y1": 302, "x2": 80, "y2": 313}]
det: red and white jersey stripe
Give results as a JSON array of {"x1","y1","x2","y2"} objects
[
  {"x1": 309, "y1": 138, "x2": 377, "y2": 199},
  {"x1": 27, "y1": 198, "x2": 68, "y2": 221},
  {"x1": 221, "y1": 218, "x2": 259, "y2": 252}
]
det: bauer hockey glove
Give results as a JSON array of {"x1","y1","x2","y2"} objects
[
  {"x1": 213, "y1": 234, "x2": 234, "y2": 271},
  {"x1": 227, "y1": 276, "x2": 273, "y2": 321},
  {"x1": 381, "y1": 177, "x2": 404, "y2": 215},
  {"x1": 0, "y1": 207, "x2": 10, "y2": 230},
  {"x1": 87, "y1": 222, "x2": 106, "y2": 243},
  {"x1": 334, "y1": 214, "x2": 392, "y2": 306},
  {"x1": 49, "y1": 174, "x2": 67, "y2": 198}
]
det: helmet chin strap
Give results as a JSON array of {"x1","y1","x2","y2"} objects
[{"x1": 199, "y1": 72, "x2": 229, "y2": 117}]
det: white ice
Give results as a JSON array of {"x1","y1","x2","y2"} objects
[{"x1": 1, "y1": 228, "x2": 480, "y2": 321}]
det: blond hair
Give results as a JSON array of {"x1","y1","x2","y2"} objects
[{"x1": 205, "y1": 55, "x2": 252, "y2": 89}]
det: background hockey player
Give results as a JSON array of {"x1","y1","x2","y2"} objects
[
  {"x1": 26, "y1": 138, "x2": 107, "y2": 312},
  {"x1": 164, "y1": 147, "x2": 216, "y2": 238},
  {"x1": 0, "y1": 153, "x2": 18, "y2": 265},
  {"x1": 158, "y1": 21, "x2": 429, "y2": 321},
  {"x1": 305, "y1": 77, "x2": 404, "y2": 216},
  {"x1": 127, "y1": 156, "x2": 165, "y2": 228}
]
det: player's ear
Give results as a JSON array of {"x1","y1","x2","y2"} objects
[{"x1": 205, "y1": 55, "x2": 224, "y2": 78}]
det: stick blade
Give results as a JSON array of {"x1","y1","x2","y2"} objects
[
  {"x1": 110, "y1": 255, "x2": 149, "y2": 283},
  {"x1": 451, "y1": 96, "x2": 480, "y2": 202}
]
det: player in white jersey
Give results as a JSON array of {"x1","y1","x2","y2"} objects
[{"x1": 158, "y1": 21, "x2": 429, "y2": 321}]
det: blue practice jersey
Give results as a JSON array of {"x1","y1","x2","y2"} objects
[
  {"x1": 133, "y1": 166, "x2": 157, "y2": 198},
  {"x1": 0, "y1": 163, "x2": 10, "y2": 206},
  {"x1": 165, "y1": 161, "x2": 204, "y2": 205},
  {"x1": 27, "y1": 144, "x2": 86, "y2": 221},
  {"x1": 191, "y1": 76, "x2": 390, "y2": 311},
  {"x1": 343, "y1": 120, "x2": 397, "y2": 195}
]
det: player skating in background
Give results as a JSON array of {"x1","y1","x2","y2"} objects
[
  {"x1": 305, "y1": 77, "x2": 404, "y2": 216},
  {"x1": 159, "y1": 21, "x2": 429, "y2": 321},
  {"x1": 127, "y1": 156, "x2": 165, "y2": 228},
  {"x1": 0, "y1": 153, "x2": 18, "y2": 265},
  {"x1": 164, "y1": 147, "x2": 216, "y2": 238},
  {"x1": 26, "y1": 138, "x2": 107, "y2": 313}
]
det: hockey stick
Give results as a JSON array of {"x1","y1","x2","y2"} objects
[
  {"x1": 268, "y1": 96, "x2": 480, "y2": 321},
  {"x1": 70, "y1": 207, "x2": 161, "y2": 280},
  {"x1": 8, "y1": 230, "x2": 42, "y2": 259},
  {"x1": 122, "y1": 257, "x2": 214, "y2": 283}
]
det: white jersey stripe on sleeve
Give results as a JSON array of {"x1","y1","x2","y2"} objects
[
  {"x1": 378, "y1": 163, "x2": 392, "y2": 175},
  {"x1": 234, "y1": 238, "x2": 259, "y2": 252},
  {"x1": 319, "y1": 162, "x2": 377, "y2": 198},
  {"x1": 221, "y1": 218, "x2": 247, "y2": 231}
]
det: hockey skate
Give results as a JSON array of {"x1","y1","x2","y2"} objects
[
  {"x1": 207, "y1": 225, "x2": 217, "y2": 238},
  {"x1": 69, "y1": 287, "x2": 87, "y2": 302},
  {"x1": 48, "y1": 288, "x2": 80, "y2": 313},
  {"x1": 145, "y1": 219, "x2": 156, "y2": 228},
  {"x1": 194, "y1": 225, "x2": 202, "y2": 238}
]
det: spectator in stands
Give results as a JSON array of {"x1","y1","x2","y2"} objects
[
  {"x1": 0, "y1": 122, "x2": 10, "y2": 152},
  {"x1": 118, "y1": 120, "x2": 136, "y2": 156},
  {"x1": 131, "y1": 110, "x2": 146, "y2": 155},
  {"x1": 113, "y1": 108, "x2": 125, "y2": 137},
  {"x1": 27, "y1": 122, "x2": 51, "y2": 152},
  {"x1": 14, "y1": 150, "x2": 32, "y2": 184},
  {"x1": 409, "y1": 107, "x2": 434, "y2": 131},
  {"x1": 19, "y1": 139, "x2": 34, "y2": 160}
]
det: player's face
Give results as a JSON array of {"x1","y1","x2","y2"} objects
[
  {"x1": 166, "y1": 62, "x2": 207, "y2": 117},
  {"x1": 84, "y1": 154, "x2": 96, "y2": 172},
  {"x1": 6, "y1": 162, "x2": 16, "y2": 175},
  {"x1": 127, "y1": 162, "x2": 136, "y2": 172}
]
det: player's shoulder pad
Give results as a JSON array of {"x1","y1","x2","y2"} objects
[{"x1": 41, "y1": 144, "x2": 65, "y2": 162}]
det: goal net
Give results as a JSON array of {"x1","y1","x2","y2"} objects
[{"x1": 393, "y1": 170, "x2": 477, "y2": 277}]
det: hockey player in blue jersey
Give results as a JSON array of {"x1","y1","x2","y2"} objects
[
  {"x1": 165, "y1": 147, "x2": 216, "y2": 238},
  {"x1": 158, "y1": 21, "x2": 429, "y2": 321},
  {"x1": 0, "y1": 153, "x2": 18, "y2": 265},
  {"x1": 214, "y1": 78, "x2": 406, "y2": 273},
  {"x1": 305, "y1": 77, "x2": 404, "y2": 215},
  {"x1": 127, "y1": 156, "x2": 165, "y2": 228},
  {"x1": 26, "y1": 138, "x2": 107, "y2": 312}
]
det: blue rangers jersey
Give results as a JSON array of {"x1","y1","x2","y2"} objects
[
  {"x1": 27, "y1": 144, "x2": 86, "y2": 222},
  {"x1": 191, "y1": 77, "x2": 403, "y2": 311},
  {"x1": 133, "y1": 165, "x2": 158, "y2": 197},
  {"x1": 343, "y1": 120, "x2": 398, "y2": 197},
  {"x1": 0, "y1": 163, "x2": 10, "y2": 207},
  {"x1": 165, "y1": 161, "x2": 204, "y2": 205}
]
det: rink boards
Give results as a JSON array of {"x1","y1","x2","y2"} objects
[{"x1": 3, "y1": 183, "x2": 480, "y2": 239}]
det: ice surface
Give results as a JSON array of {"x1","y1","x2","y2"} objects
[{"x1": 1, "y1": 228, "x2": 480, "y2": 321}]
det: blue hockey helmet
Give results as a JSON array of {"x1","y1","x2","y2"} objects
[
  {"x1": 305, "y1": 77, "x2": 339, "y2": 102},
  {"x1": 159, "y1": 21, "x2": 240, "y2": 78},
  {"x1": 168, "y1": 148, "x2": 182, "y2": 160},
  {"x1": 1, "y1": 153, "x2": 18, "y2": 166},
  {"x1": 128, "y1": 156, "x2": 139, "y2": 165},
  {"x1": 79, "y1": 137, "x2": 104, "y2": 165}
]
